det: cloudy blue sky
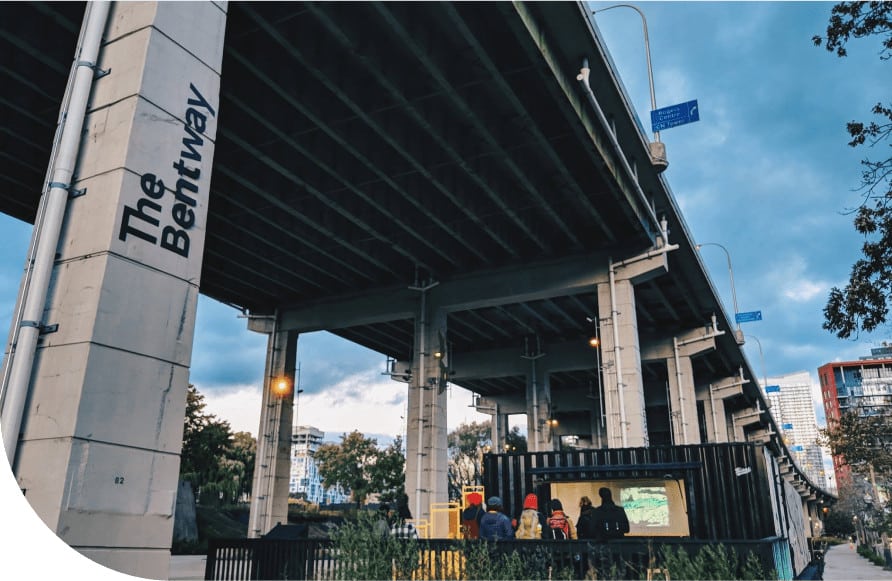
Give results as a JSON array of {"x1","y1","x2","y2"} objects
[
  {"x1": 2, "y1": 2, "x2": 889, "y2": 445},
  {"x1": 1, "y1": 2, "x2": 889, "y2": 579}
]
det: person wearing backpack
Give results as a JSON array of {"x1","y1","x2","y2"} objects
[
  {"x1": 546, "y1": 498, "x2": 577, "y2": 540},
  {"x1": 515, "y1": 493, "x2": 546, "y2": 539},
  {"x1": 591, "y1": 487, "x2": 630, "y2": 541}
]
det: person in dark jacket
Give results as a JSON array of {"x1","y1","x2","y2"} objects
[
  {"x1": 479, "y1": 496, "x2": 515, "y2": 541},
  {"x1": 461, "y1": 492, "x2": 485, "y2": 539},
  {"x1": 575, "y1": 495, "x2": 597, "y2": 539},
  {"x1": 591, "y1": 487, "x2": 630, "y2": 541}
]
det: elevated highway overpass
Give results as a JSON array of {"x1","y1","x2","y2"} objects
[{"x1": 0, "y1": 2, "x2": 831, "y2": 577}]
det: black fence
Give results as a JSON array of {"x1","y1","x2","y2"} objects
[
  {"x1": 482, "y1": 443, "x2": 777, "y2": 541},
  {"x1": 205, "y1": 536, "x2": 792, "y2": 580}
]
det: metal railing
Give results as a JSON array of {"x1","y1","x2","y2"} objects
[{"x1": 205, "y1": 536, "x2": 791, "y2": 580}]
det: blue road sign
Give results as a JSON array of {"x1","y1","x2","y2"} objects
[
  {"x1": 735, "y1": 310, "x2": 762, "y2": 323},
  {"x1": 791, "y1": 445, "x2": 804, "y2": 452},
  {"x1": 766, "y1": 385, "x2": 780, "y2": 393},
  {"x1": 651, "y1": 99, "x2": 699, "y2": 132},
  {"x1": 783, "y1": 423, "x2": 794, "y2": 430}
]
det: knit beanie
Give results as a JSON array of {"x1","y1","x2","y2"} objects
[{"x1": 523, "y1": 493, "x2": 538, "y2": 510}]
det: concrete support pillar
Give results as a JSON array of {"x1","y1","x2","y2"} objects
[
  {"x1": 406, "y1": 301, "x2": 447, "y2": 525},
  {"x1": 248, "y1": 326, "x2": 298, "y2": 538},
  {"x1": 732, "y1": 404, "x2": 764, "y2": 442},
  {"x1": 707, "y1": 374, "x2": 748, "y2": 443},
  {"x1": 11, "y1": 3, "x2": 226, "y2": 577},
  {"x1": 666, "y1": 352, "x2": 699, "y2": 444},
  {"x1": 697, "y1": 383, "x2": 725, "y2": 443},
  {"x1": 493, "y1": 409, "x2": 509, "y2": 452},
  {"x1": 523, "y1": 353, "x2": 548, "y2": 452},
  {"x1": 597, "y1": 278, "x2": 647, "y2": 447}
]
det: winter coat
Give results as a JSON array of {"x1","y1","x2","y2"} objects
[
  {"x1": 576, "y1": 505, "x2": 597, "y2": 539},
  {"x1": 591, "y1": 502, "x2": 630, "y2": 540},
  {"x1": 515, "y1": 508, "x2": 543, "y2": 539},
  {"x1": 479, "y1": 510, "x2": 515, "y2": 541}
]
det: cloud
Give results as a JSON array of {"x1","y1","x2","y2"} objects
[
  {"x1": 782, "y1": 279, "x2": 825, "y2": 303},
  {"x1": 200, "y1": 364, "x2": 490, "y2": 440}
]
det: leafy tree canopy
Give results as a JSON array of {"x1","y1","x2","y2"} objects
[
  {"x1": 180, "y1": 385, "x2": 256, "y2": 505},
  {"x1": 814, "y1": 2, "x2": 892, "y2": 337},
  {"x1": 369, "y1": 435, "x2": 406, "y2": 505},
  {"x1": 315, "y1": 430, "x2": 405, "y2": 506},
  {"x1": 820, "y1": 409, "x2": 892, "y2": 479}
]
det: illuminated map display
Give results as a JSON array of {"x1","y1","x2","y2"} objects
[
  {"x1": 621, "y1": 486, "x2": 669, "y2": 528},
  {"x1": 551, "y1": 478, "x2": 690, "y2": 537}
]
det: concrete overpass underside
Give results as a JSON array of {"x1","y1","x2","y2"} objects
[{"x1": 0, "y1": 2, "x2": 831, "y2": 577}]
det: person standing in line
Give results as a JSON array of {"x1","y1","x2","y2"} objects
[
  {"x1": 390, "y1": 499, "x2": 419, "y2": 539},
  {"x1": 591, "y1": 487, "x2": 630, "y2": 541},
  {"x1": 479, "y1": 496, "x2": 515, "y2": 541},
  {"x1": 546, "y1": 498, "x2": 577, "y2": 540},
  {"x1": 575, "y1": 496, "x2": 597, "y2": 540},
  {"x1": 374, "y1": 503, "x2": 392, "y2": 538},
  {"x1": 461, "y1": 492, "x2": 485, "y2": 539},
  {"x1": 515, "y1": 493, "x2": 546, "y2": 539}
]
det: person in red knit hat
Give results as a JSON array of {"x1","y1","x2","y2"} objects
[
  {"x1": 515, "y1": 493, "x2": 547, "y2": 539},
  {"x1": 461, "y1": 492, "x2": 485, "y2": 539}
]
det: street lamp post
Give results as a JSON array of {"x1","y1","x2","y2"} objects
[
  {"x1": 746, "y1": 334, "x2": 768, "y2": 391},
  {"x1": 696, "y1": 242, "x2": 744, "y2": 345},
  {"x1": 592, "y1": 3, "x2": 667, "y2": 171}
]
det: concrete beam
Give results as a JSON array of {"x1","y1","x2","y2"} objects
[
  {"x1": 711, "y1": 373, "x2": 749, "y2": 400},
  {"x1": 614, "y1": 248, "x2": 672, "y2": 285},
  {"x1": 276, "y1": 253, "x2": 613, "y2": 332},
  {"x1": 732, "y1": 405, "x2": 765, "y2": 429},
  {"x1": 640, "y1": 326, "x2": 720, "y2": 361},
  {"x1": 477, "y1": 395, "x2": 527, "y2": 416},
  {"x1": 747, "y1": 428, "x2": 776, "y2": 445},
  {"x1": 450, "y1": 339, "x2": 596, "y2": 381}
]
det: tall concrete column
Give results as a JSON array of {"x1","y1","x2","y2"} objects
[
  {"x1": 666, "y1": 354, "x2": 699, "y2": 444},
  {"x1": 597, "y1": 278, "x2": 647, "y2": 447},
  {"x1": 248, "y1": 326, "x2": 297, "y2": 538},
  {"x1": 11, "y1": 3, "x2": 226, "y2": 577},
  {"x1": 706, "y1": 374, "x2": 748, "y2": 443},
  {"x1": 527, "y1": 369, "x2": 557, "y2": 452},
  {"x1": 670, "y1": 326, "x2": 720, "y2": 445},
  {"x1": 523, "y1": 351, "x2": 547, "y2": 452},
  {"x1": 492, "y1": 410, "x2": 509, "y2": 452},
  {"x1": 406, "y1": 303, "x2": 447, "y2": 525}
]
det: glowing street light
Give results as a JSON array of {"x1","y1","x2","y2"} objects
[{"x1": 273, "y1": 377, "x2": 291, "y2": 396}]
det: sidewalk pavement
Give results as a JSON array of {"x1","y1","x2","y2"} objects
[
  {"x1": 168, "y1": 555, "x2": 206, "y2": 581},
  {"x1": 822, "y1": 543, "x2": 892, "y2": 581}
]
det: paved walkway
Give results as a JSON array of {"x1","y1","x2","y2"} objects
[
  {"x1": 168, "y1": 555, "x2": 206, "y2": 581},
  {"x1": 822, "y1": 543, "x2": 892, "y2": 581}
]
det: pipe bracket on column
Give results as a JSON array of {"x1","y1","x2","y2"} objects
[
  {"x1": 20, "y1": 320, "x2": 59, "y2": 335},
  {"x1": 76, "y1": 59, "x2": 110, "y2": 79},
  {"x1": 49, "y1": 181, "x2": 86, "y2": 199}
]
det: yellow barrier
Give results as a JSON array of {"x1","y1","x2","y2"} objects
[
  {"x1": 398, "y1": 548, "x2": 466, "y2": 581},
  {"x1": 430, "y1": 502, "x2": 461, "y2": 539}
]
